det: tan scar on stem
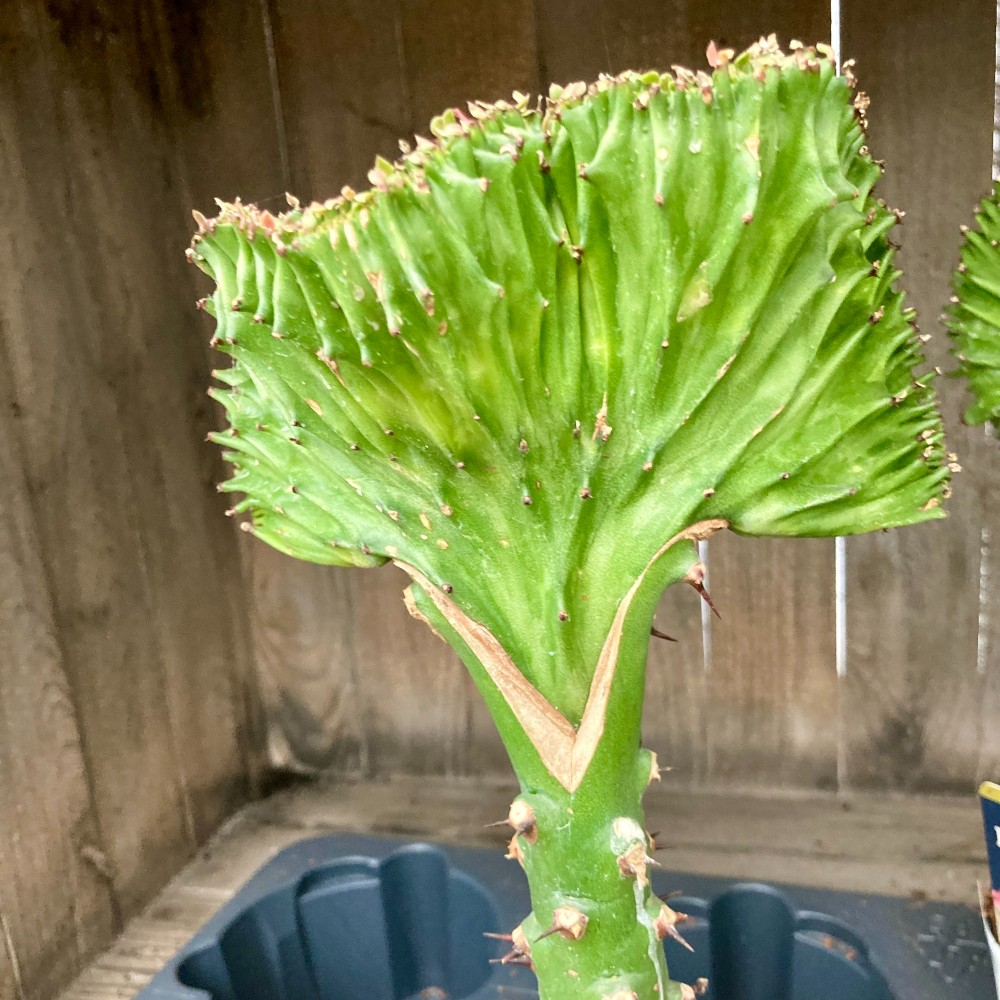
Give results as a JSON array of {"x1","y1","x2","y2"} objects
[{"x1": 397, "y1": 518, "x2": 728, "y2": 792}]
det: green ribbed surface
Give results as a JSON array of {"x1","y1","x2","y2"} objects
[
  {"x1": 948, "y1": 180, "x2": 1000, "y2": 427},
  {"x1": 190, "y1": 38, "x2": 949, "y2": 1000},
  {"x1": 193, "y1": 41, "x2": 946, "y2": 724}
]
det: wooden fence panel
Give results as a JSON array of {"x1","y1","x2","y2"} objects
[
  {"x1": 0, "y1": 362, "x2": 117, "y2": 1000},
  {"x1": 842, "y1": 0, "x2": 998, "y2": 793},
  {"x1": 0, "y1": 3, "x2": 267, "y2": 995},
  {"x1": 1, "y1": 0, "x2": 190, "y2": 917},
  {"x1": 232, "y1": 0, "x2": 1000, "y2": 795},
  {"x1": 6, "y1": 3, "x2": 999, "y2": 998}
]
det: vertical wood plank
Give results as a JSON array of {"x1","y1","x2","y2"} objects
[
  {"x1": 0, "y1": 0, "x2": 262, "y2": 929},
  {"x1": 841, "y1": 0, "x2": 996, "y2": 792},
  {"x1": 246, "y1": 551, "x2": 370, "y2": 773},
  {"x1": 0, "y1": 330, "x2": 117, "y2": 996},
  {"x1": 269, "y1": 0, "x2": 411, "y2": 197},
  {"x1": 233, "y1": 0, "x2": 536, "y2": 779},
  {"x1": 160, "y1": 0, "x2": 296, "y2": 792},
  {"x1": 398, "y1": 0, "x2": 540, "y2": 128},
  {"x1": 976, "y1": 447, "x2": 1000, "y2": 781},
  {"x1": 535, "y1": 0, "x2": 832, "y2": 82},
  {"x1": 536, "y1": 0, "x2": 838, "y2": 789},
  {"x1": 708, "y1": 536, "x2": 838, "y2": 788},
  {"x1": 644, "y1": 586, "x2": 710, "y2": 787}
]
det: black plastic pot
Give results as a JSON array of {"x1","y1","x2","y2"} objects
[{"x1": 136, "y1": 833, "x2": 991, "y2": 999}]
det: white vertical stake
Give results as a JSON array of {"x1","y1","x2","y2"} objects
[
  {"x1": 831, "y1": 1, "x2": 849, "y2": 684},
  {"x1": 698, "y1": 539, "x2": 712, "y2": 675},
  {"x1": 980, "y1": 1, "x2": 1000, "y2": 682},
  {"x1": 993, "y1": 0, "x2": 1000, "y2": 182}
]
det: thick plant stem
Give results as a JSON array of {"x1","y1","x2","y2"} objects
[
  {"x1": 410, "y1": 544, "x2": 700, "y2": 1000},
  {"x1": 510, "y1": 747, "x2": 671, "y2": 999}
]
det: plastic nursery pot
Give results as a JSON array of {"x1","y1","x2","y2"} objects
[
  {"x1": 177, "y1": 844, "x2": 499, "y2": 1000},
  {"x1": 665, "y1": 882, "x2": 895, "y2": 1000},
  {"x1": 138, "y1": 835, "x2": 911, "y2": 1000}
]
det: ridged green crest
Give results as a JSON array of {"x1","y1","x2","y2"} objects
[
  {"x1": 947, "y1": 180, "x2": 1000, "y2": 427},
  {"x1": 192, "y1": 39, "x2": 947, "y2": 716}
]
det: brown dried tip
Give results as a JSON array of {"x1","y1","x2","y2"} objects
[
  {"x1": 653, "y1": 902, "x2": 694, "y2": 952},
  {"x1": 617, "y1": 842, "x2": 658, "y2": 887},
  {"x1": 706, "y1": 40, "x2": 734, "y2": 68},
  {"x1": 508, "y1": 799, "x2": 538, "y2": 842},
  {"x1": 505, "y1": 835, "x2": 525, "y2": 865},
  {"x1": 490, "y1": 923, "x2": 532, "y2": 967},
  {"x1": 684, "y1": 561, "x2": 721, "y2": 620},
  {"x1": 647, "y1": 749, "x2": 663, "y2": 783},
  {"x1": 535, "y1": 905, "x2": 589, "y2": 943}
]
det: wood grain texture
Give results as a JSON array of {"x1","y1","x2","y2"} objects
[
  {"x1": 269, "y1": 0, "x2": 411, "y2": 197},
  {"x1": 974, "y1": 429, "x2": 1000, "y2": 780},
  {"x1": 644, "y1": 581, "x2": 710, "y2": 787},
  {"x1": 841, "y1": 0, "x2": 997, "y2": 793},
  {"x1": 57, "y1": 776, "x2": 986, "y2": 1000},
  {"x1": 0, "y1": 361, "x2": 117, "y2": 1000},
  {"x1": 707, "y1": 535, "x2": 839, "y2": 789},
  {"x1": 1, "y1": 0, "x2": 190, "y2": 915},
  {"x1": 0, "y1": 3, "x2": 265, "y2": 993},
  {"x1": 535, "y1": 0, "x2": 831, "y2": 82},
  {"x1": 398, "y1": 0, "x2": 540, "y2": 129}
]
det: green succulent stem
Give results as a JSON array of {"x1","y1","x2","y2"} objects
[
  {"x1": 190, "y1": 35, "x2": 948, "y2": 1000},
  {"x1": 947, "y1": 180, "x2": 1000, "y2": 428},
  {"x1": 412, "y1": 539, "x2": 694, "y2": 999}
]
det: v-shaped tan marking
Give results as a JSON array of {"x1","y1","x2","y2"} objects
[{"x1": 396, "y1": 518, "x2": 728, "y2": 792}]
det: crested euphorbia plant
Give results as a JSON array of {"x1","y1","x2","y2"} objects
[
  {"x1": 190, "y1": 37, "x2": 949, "y2": 1000},
  {"x1": 947, "y1": 181, "x2": 1000, "y2": 427}
]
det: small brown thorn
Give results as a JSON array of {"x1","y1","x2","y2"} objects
[
  {"x1": 508, "y1": 800, "x2": 538, "y2": 842},
  {"x1": 650, "y1": 626, "x2": 677, "y2": 642},
  {"x1": 490, "y1": 952, "x2": 533, "y2": 968},
  {"x1": 535, "y1": 906, "x2": 588, "y2": 942},
  {"x1": 665, "y1": 924, "x2": 695, "y2": 952},
  {"x1": 483, "y1": 931, "x2": 513, "y2": 941},
  {"x1": 505, "y1": 835, "x2": 524, "y2": 864},
  {"x1": 685, "y1": 562, "x2": 720, "y2": 619}
]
